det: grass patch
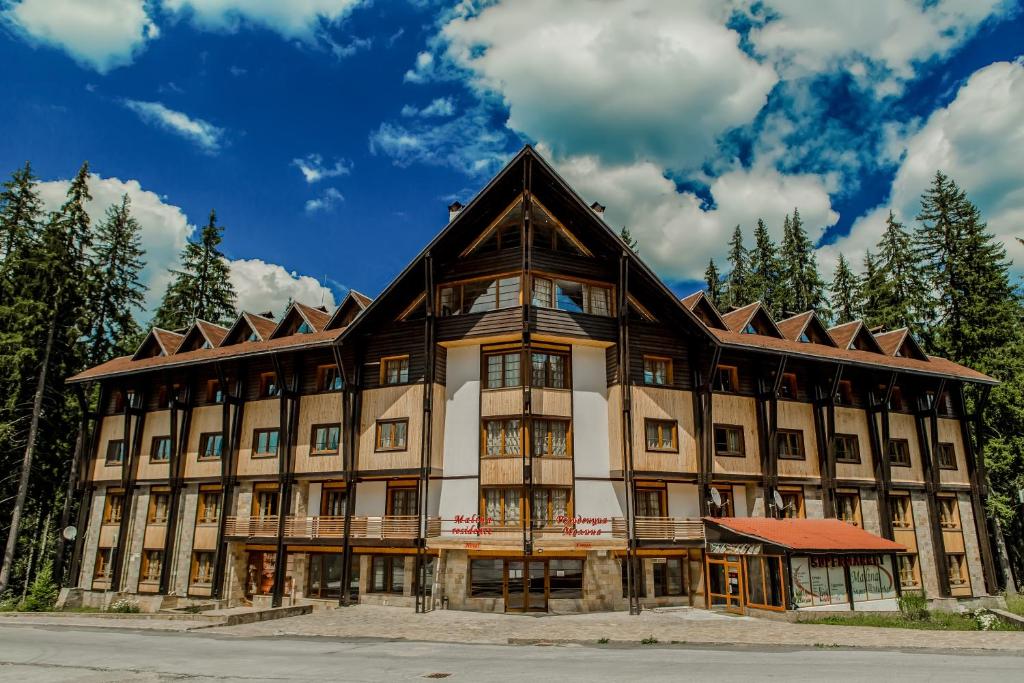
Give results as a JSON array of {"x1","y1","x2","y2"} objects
[
  {"x1": 640, "y1": 636, "x2": 659, "y2": 645},
  {"x1": 798, "y1": 611, "x2": 1021, "y2": 631},
  {"x1": 1005, "y1": 594, "x2": 1024, "y2": 617}
]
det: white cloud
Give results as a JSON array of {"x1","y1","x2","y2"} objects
[
  {"x1": 229, "y1": 258, "x2": 336, "y2": 315},
  {"x1": 548, "y1": 149, "x2": 838, "y2": 282},
  {"x1": 304, "y1": 187, "x2": 344, "y2": 213},
  {"x1": 400, "y1": 97, "x2": 455, "y2": 118},
  {"x1": 163, "y1": 0, "x2": 363, "y2": 40},
  {"x1": 122, "y1": 100, "x2": 225, "y2": 152},
  {"x1": 292, "y1": 154, "x2": 351, "y2": 183},
  {"x1": 4, "y1": 0, "x2": 158, "y2": 73},
  {"x1": 825, "y1": 59, "x2": 1024, "y2": 274}
]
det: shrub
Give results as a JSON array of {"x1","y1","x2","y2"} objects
[
  {"x1": 19, "y1": 562, "x2": 58, "y2": 612},
  {"x1": 108, "y1": 598, "x2": 140, "y2": 613},
  {"x1": 898, "y1": 591, "x2": 929, "y2": 621},
  {"x1": 640, "y1": 636, "x2": 658, "y2": 645}
]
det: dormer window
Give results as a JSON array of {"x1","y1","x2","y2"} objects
[
  {"x1": 798, "y1": 331, "x2": 810, "y2": 343},
  {"x1": 296, "y1": 321, "x2": 313, "y2": 334},
  {"x1": 247, "y1": 330, "x2": 259, "y2": 342},
  {"x1": 743, "y1": 322, "x2": 757, "y2": 335},
  {"x1": 202, "y1": 340, "x2": 212, "y2": 349}
]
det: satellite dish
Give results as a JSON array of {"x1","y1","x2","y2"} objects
[
  {"x1": 709, "y1": 487, "x2": 723, "y2": 508},
  {"x1": 773, "y1": 490, "x2": 785, "y2": 511},
  {"x1": 62, "y1": 526, "x2": 77, "y2": 541}
]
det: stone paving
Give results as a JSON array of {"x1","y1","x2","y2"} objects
[{"x1": 210, "y1": 604, "x2": 1024, "y2": 652}]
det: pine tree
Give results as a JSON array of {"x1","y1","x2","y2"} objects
[
  {"x1": 88, "y1": 194, "x2": 147, "y2": 365},
  {"x1": 723, "y1": 225, "x2": 752, "y2": 309},
  {"x1": 873, "y1": 211, "x2": 926, "y2": 333},
  {"x1": 830, "y1": 254, "x2": 858, "y2": 325},
  {"x1": 857, "y1": 250, "x2": 886, "y2": 329},
  {"x1": 704, "y1": 258, "x2": 722, "y2": 308},
  {"x1": 619, "y1": 226, "x2": 639, "y2": 253},
  {"x1": 152, "y1": 209, "x2": 237, "y2": 330},
  {"x1": 0, "y1": 162, "x2": 43, "y2": 263},
  {"x1": 779, "y1": 208, "x2": 828, "y2": 318},
  {"x1": 749, "y1": 218, "x2": 782, "y2": 317}
]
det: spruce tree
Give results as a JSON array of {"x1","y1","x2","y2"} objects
[
  {"x1": 780, "y1": 208, "x2": 828, "y2": 318},
  {"x1": 0, "y1": 162, "x2": 43, "y2": 264},
  {"x1": 873, "y1": 211, "x2": 926, "y2": 333},
  {"x1": 88, "y1": 194, "x2": 147, "y2": 365},
  {"x1": 619, "y1": 226, "x2": 639, "y2": 253},
  {"x1": 723, "y1": 225, "x2": 752, "y2": 309},
  {"x1": 704, "y1": 258, "x2": 722, "y2": 308},
  {"x1": 857, "y1": 250, "x2": 885, "y2": 329},
  {"x1": 830, "y1": 254, "x2": 858, "y2": 325},
  {"x1": 152, "y1": 209, "x2": 237, "y2": 330},
  {"x1": 749, "y1": 218, "x2": 782, "y2": 317}
]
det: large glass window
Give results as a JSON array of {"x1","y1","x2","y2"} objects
[
  {"x1": 531, "y1": 488, "x2": 569, "y2": 528},
  {"x1": 483, "y1": 419, "x2": 522, "y2": 457},
  {"x1": 531, "y1": 277, "x2": 612, "y2": 316},
  {"x1": 653, "y1": 557, "x2": 685, "y2": 597},
  {"x1": 370, "y1": 555, "x2": 405, "y2": 594},
  {"x1": 321, "y1": 488, "x2": 347, "y2": 516},
  {"x1": 470, "y1": 559, "x2": 505, "y2": 598},
  {"x1": 483, "y1": 488, "x2": 521, "y2": 525},
  {"x1": 531, "y1": 350, "x2": 569, "y2": 388},
  {"x1": 439, "y1": 276, "x2": 521, "y2": 316},
  {"x1": 387, "y1": 486, "x2": 418, "y2": 516},
  {"x1": 484, "y1": 350, "x2": 521, "y2": 389},
  {"x1": 532, "y1": 419, "x2": 569, "y2": 457},
  {"x1": 253, "y1": 488, "x2": 278, "y2": 518},
  {"x1": 635, "y1": 488, "x2": 665, "y2": 517},
  {"x1": 548, "y1": 559, "x2": 584, "y2": 599}
]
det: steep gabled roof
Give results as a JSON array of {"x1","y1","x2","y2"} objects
[
  {"x1": 132, "y1": 328, "x2": 184, "y2": 360},
  {"x1": 220, "y1": 311, "x2": 277, "y2": 346},
  {"x1": 829, "y1": 320, "x2": 884, "y2": 354},
  {"x1": 175, "y1": 320, "x2": 228, "y2": 353},
  {"x1": 721, "y1": 302, "x2": 784, "y2": 338},
  {"x1": 270, "y1": 302, "x2": 331, "y2": 339},
  {"x1": 874, "y1": 328, "x2": 928, "y2": 361},
  {"x1": 680, "y1": 291, "x2": 727, "y2": 330},
  {"x1": 777, "y1": 311, "x2": 837, "y2": 346},
  {"x1": 326, "y1": 289, "x2": 372, "y2": 330}
]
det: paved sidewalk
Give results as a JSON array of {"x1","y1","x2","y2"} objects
[{"x1": 209, "y1": 604, "x2": 1024, "y2": 652}]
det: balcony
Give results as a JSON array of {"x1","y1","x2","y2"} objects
[
  {"x1": 611, "y1": 517, "x2": 705, "y2": 542},
  {"x1": 224, "y1": 515, "x2": 441, "y2": 541}
]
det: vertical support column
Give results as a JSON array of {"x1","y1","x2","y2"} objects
[
  {"x1": 617, "y1": 253, "x2": 641, "y2": 615},
  {"x1": 338, "y1": 344, "x2": 362, "y2": 607},
  {"x1": 918, "y1": 380, "x2": 951, "y2": 597},
  {"x1": 69, "y1": 384, "x2": 106, "y2": 588},
  {"x1": 272, "y1": 354, "x2": 301, "y2": 607},
  {"x1": 417, "y1": 253, "x2": 436, "y2": 613},
  {"x1": 111, "y1": 386, "x2": 145, "y2": 592},
  {"x1": 757, "y1": 357, "x2": 786, "y2": 517},
  {"x1": 213, "y1": 363, "x2": 246, "y2": 600},
  {"x1": 160, "y1": 378, "x2": 193, "y2": 594},
  {"x1": 519, "y1": 157, "x2": 534, "y2": 559},
  {"x1": 869, "y1": 374, "x2": 897, "y2": 540},
  {"x1": 56, "y1": 384, "x2": 90, "y2": 585},
  {"x1": 813, "y1": 364, "x2": 843, "y2": 518},
  {"x1": 956, "y1": 384, "x2": 1000, "y2": 594},
  {"x1": 692, "y1": 345, "x2": 720, "y2": 517}
]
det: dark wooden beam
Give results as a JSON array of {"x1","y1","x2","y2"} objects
[
  {"x1": 111, "y1": 384, "x2": 145, "y2": 592},
  {"x1": 955, "y1": 383, "x2": 999, "y2": 594},
  {"x1": 917, "y1": 379, "x2": 950, "y2": 597},
  {"x1": 416, "y1": 251, "x2": 437, "y2": 613},
  {"x1": 160, "y1": 377, "x2": 193, "y2": 594}
]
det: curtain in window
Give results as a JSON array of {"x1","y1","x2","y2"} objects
[
  {"x1": 532, "y1": 277, "x2": 552, "y2": 307},
  {"x1": 586, "y1": 284, "x2": 611, "y2": 316}
]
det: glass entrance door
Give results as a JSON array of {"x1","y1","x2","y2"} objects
[
  {"x1": 706, "y1": 554, "x2": 745, "y2": 613},
  {"x1": 505, "y1": 560, "x2": 548, "y2": 612}
]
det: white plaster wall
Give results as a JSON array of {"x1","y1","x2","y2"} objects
[
  {"x1": 667, "y1": 483, "x2": 699, "y2": 518},
  {"x1": 427, "y1": 478, "x2": 442, "y2": 517},
  {"x1": 572, "y1": 346, "x2": 611, "y2": 478},
  {"x1": 575, "y1": 480, "x2": 622, "y2": 534},
  {"x1": 443, "y1": 345, "x2": 481, "y2": 477},
  {"x1": 437, "y1": 479, "x2": 480, "y2": 531},
  {"x1": 732, "y1": 485, "x2": 749, "y2": 517},
  {"x1": 354, "y1": 481, "x2": 386, "y2": 516}
]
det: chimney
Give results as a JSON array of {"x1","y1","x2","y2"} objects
[
  {"x1": 590, "y1": 201, "x2": 606, "y2": 218},
  {"x1": 448, "y1": 201, "x2": 464, "y2": 222}
]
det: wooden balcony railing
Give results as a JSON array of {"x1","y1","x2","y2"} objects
[
  {"x1": 224, "y1": 515, "x2": 280, "y2": 538},
  {"x1": 611, "y1": 517, "x2": 705, "y2": 542},
  {"x1": 225, "y1": 515, "x2": 440, "y2": 540}
]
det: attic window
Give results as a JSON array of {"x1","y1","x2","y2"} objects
[
  {"x1": 798, "y1": 331, "x2": 811, "y2": 343},
  {"x1": 201, "y1": 340, "x2": 213, "y2": 350},
  {"x1": 742, "y1": 322, "x2": 757, "y2": 335},
  {"x1": 246, "y1": 330, "x2": 259, "y2": 342},
  {"x1": 296, "y1": 320, "x2": 313, "y2": 335}
]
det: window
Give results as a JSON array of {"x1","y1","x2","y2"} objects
[
  {"x1": 199, "y1": 432, "x2": 223, "y2": 459},
  {"x1": 380, "y1": 355, "x2": 410, "y2": 385},
  {"x1": 151, "y1": 436, "x2": 172, "y2": 462},
  {"x1": 483, "y1": 488, "x2": 522, "y2": 525},
  {"x1": 836, "y1": 380, "x2": 854, "y2": 406},
  {"x1": 370, "y1": 555, "x2": 405, "y2": 594},
  {"x1": 252, "y1": 429, "x2": 280, "y2": 457},
  {"x1": 778, "y1": 488, "x2": 804, "y2": 518},
  {"x1": 311, "y1": 424, "x2": 341, "y2": 454},
  {"x1": 890, "y1": 494, "x2": 913, "y2": 528},
  {"x1": 898, "y1": 554, "x2": 920, "y2": 589},
  {"x1": 939, "y1": 392, "x2": 956, "y2": 417},
  {"x1": 483, "y1": 419, "x2": 521, "y2": 457},
  {"x1": 259, "y1": 372, "x2": 280, "y2": 398},
  {"x1": 206, "y1": 379, "x2": 224, "y2": 404},
  {"x1": 645, "y1": 419, "x2": 678, "y2": 452},
  {"x1": 197, "y1": 490, "x2": 221, "y2": 524},
  {"x1": 776, "y1": 429, "x2": 805, "y2": 460},
  {"x1": 296, "y1": 320, "x2": 313, "y2": 334},
  {"x1": 148, "y1": 491, "x2": 170, "y2": 524},
  {"x1": 653, "y1": 557, "x2": 686, "y2": 597},
  {"x1": 105, "y1": 439, "x2": 125, "y2": 465},
  {"x1": 888, "y1": 438, "x2": 911, "y2": 466},
  {"x1": 937, "y1": 442, "x2": 957, "y2": 470},
  {"x1": 709, "y1": 486, "x2": 734, "y2": 517},
  {"x1": 744, "y1": 555, "x2": 785, "y2": 609},
  {"x1": 938, "y1": 496, "x2": 960, "y2": 529},
  {"x1": 742, "y1": 322, "x2": 758, "y2": 334},
  {"x1": 103, "y1": 493, "x2": 124, "y2": 524},
  {"x1": 439, "y1": 276, "x2": 521, "y2": 316},
  {"x1": 530, "y1": 349, "x2": 569, "y2": 388},
  {"x1": 835, "y1": 492, "x2": 861, "y2": 526},
  {"x1": 531, "y1": 276, "x2": 612, "y2": 316},
  {"x1": 635, "y1": 487, "x2": 665, "y2": 517},
  {"x1": 375, "y1": 419, "x2": 408, "y2": 452},
  {"x1": 156, "y1": 384, "x2": 177, "y2": 409},
  {"x1": 470, "y1": 559, "x2": 505, "y2": 598},
  {"x1": 531, "y1": 488, "x2": 570, "y2": 527},
  {"x1": 191, "y1": 551, "x2": 214, "y2": 586},
  {"x1": 888, "y1": 386, "x2": 905, "y2": 411},
  {"x1": 253, "y1": 488, "x2": 278, "y2": 518},
  {"x1": 834, "y1": 434, "x2": 860, "y2": 464},
  {"x1": 317, "y1": 365, "x2": 342, "y2": 392},
  {"x1": 548, "y1": 559, "x2": 585, "y2": 599},
  {"x1": 484, "y1": 349, "x2": 521, "y2": 389},
  {"x1": 713, "y1": 365, "x2": 739, "y2": 392},
  {"x1": 94, "y1": 548, "x2": 114, "y2": 580},
  {"x1": 321, "y1": 487, "x2": 347, "y2": 516},
  {"x1": 947, "y1": 554, "x2": 968, "y2": 587},
  {"x1": 621, "y1": 557, "x2": 647, "y2": 598},
  {"x1": 141, "y1": 549, "x2": 163, "y2": 582},
  {"x1": 779, "y1": 372, "x2": 798, "y2": 399},
  {"x1": 714, "y1": 425, "x2": 745, "y2": 457},
  {"x1": 532, "y1": 419, "x2": 569, "y2": 457},
  {"x1": 387, "y1": 485, "x2": 418, "y2": 516},
  {"x1": 643, "y1": 356, "x2": 672, "y2": 386}
]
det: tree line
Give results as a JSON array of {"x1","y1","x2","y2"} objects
[
  {"x1": 703, "y1": 171, "x2": 1022, "y2": 589},
  {"x1": 0, "y1": 161, "x2": 238, "y2": 604}
]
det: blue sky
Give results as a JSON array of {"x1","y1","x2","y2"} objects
[{"x1": 2, "y1": 1, "x2": 1023, "y2": 319}]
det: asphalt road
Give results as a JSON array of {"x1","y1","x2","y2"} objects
[{"x1": 0, "y1": 623, "x2": 1021, "y2": 682}]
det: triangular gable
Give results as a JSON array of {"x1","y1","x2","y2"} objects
[
  {"x1": 175, "y1": 320, "x2": 228, "y2": 353},
  {"x1": 721, "y1": 302, "x2": 784, "y2": 338},
  {"x1": 270, "y1": 302, "x2": 330, "y2": 339},
  {"x1": 459, "y1": 193, "x2": 592, "y2": 259},
  {"x1": 829, "y1": 320, "x2": 885, "y2": 354},
  {"x1": 133, "y1": 328, "x2": 184, "y2": 360},
  {"x1": 875, "y1": 328, "x2": 928, "y2": 361},
  {"x1": 326, "y1": 289, "x2": 372, "y2": 330},
  {"x1": 220, "y1": 312, "x2": 277, "y2": 346},
  {"x1": 777, "y1": 311, "x2": 836, "y2": 346},
  {"x1": 680, "y1": 291, "x2": 727, "y2": 330}
]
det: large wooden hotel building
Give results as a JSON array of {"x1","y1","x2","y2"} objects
[{"x1": 66, "y1": 147, "x2": 998, "y2": 614}]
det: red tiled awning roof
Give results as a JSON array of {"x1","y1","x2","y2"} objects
[{"x1": 705, "y1": 517, "x2": 905, "y2": 552}]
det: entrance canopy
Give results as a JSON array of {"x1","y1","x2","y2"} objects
[{"x1": 704, "y1": 517, "x2": 904, "y2": 554}]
